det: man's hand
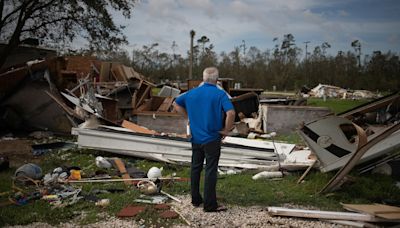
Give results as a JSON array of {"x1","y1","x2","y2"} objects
[
  {"x1": 219, "y1": 129, "x2": 232, "y2": 136},
  {"x1": 173, "y1": 101, "x2": 187, "y2": 117},
  {"x1": 220, "y1": 109, "x2": 235, "y2": 138}
]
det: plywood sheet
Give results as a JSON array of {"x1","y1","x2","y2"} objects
[
  {"x1": 342, "y1": 203, "x2": 400, "y2": 220},
  {"x1": 157, "y1": 97, "x2": 174, "y2": 112},
  {"x1": 99, "y1": 62, "x2": 111, "y2": 82},
  {"x1": 121, "y1": 120, "x2": 157, "y2": 135}
]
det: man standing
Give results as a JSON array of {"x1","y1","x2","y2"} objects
[{"x1": 173, "y1": 67, "x2": 235, "y2": 212}]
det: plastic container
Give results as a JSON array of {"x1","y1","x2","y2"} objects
[
  {"x1": 252, "y1": 171, "x2": 283, "y2": 180},
  {"x1": 95, "y1": 156, "x2": 112, "y2": 169},
  {"x1": 147, "y1": 167, "x2": 162, "y2": 179},
  {"x1": 69, "y1": 169, "x2": 81, "y2": 180},
  {"x1": 15, "y1": 163, "x2": 42, "y2": 180}
]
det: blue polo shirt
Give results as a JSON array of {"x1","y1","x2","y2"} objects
[{"x1": 175, "y1": 83, "x2": 234, "y2": 144}]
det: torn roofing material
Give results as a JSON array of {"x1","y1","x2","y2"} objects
[{"x1": 72, "y1": 126, "x2": 314, "y2": 170}]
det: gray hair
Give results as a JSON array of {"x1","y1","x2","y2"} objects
[{"x1": 203, "y1": 67, "x2": 219, "y2": 83}]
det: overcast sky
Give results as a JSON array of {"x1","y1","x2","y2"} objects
[{"x1": 116, "y1": 0, "x2": 400, "y2": 58}]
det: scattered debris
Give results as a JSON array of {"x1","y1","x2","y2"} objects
[
  {"x1": 31, "y1": 141, "x2": 76, "y2": 156},
  {"x1": 308, "y1": 84, "x2": 380, "y2": 100},
  {"x1": 73, "y1": 126, "x2": 314, "y2": 170},
  {"x1": 95, "y1": 198, "x2": 110, "y2": 207},
  {"x1": 252, "y1": 171, "x2": 283, "y2": 180},
  {"x1": 133, "y1": 195, "x2": 168, "y2": 204},
  {"x1": 137, "y1": 180, "x2": 158, "y2": 195},
  {"x1": 14, "y1": 163, "x2": 42, "y2": 180}
]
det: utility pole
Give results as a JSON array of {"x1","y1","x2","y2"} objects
[
  {"x1": 304, "y1": 41, "x2": 310, "y2": 62},
  {"x1": 189, "y1": 30, "x2": 195, "y2": 80},
  {"x1": 304, "y1": 41, "x2": 310, "y2": 86}
]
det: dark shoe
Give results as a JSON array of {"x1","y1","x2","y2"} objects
[
  {"x1": 192, "y1": 201, "x2": 203, "y2": 207},
  {"x1": 204, "y1": 205, "x2": 227, "y2": 212}
]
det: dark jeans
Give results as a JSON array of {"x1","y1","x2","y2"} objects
[{"x1": 191, "y1": 140, "x2": 221, "y2": 211}]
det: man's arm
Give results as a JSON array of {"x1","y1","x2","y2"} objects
[
  {"x1": 173, "y1": 101, "x2": 188, "y2": 117},
  {"x1": 219, "y1": 109, "x2": 235, "y2": 136}
]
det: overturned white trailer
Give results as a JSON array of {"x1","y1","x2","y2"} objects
[
  {"x1": 299, "y1": 92, "x2": 400, "y2": 172},
  {"x1": 72, "y1": 126, "x2": 314, "y2": 170}
]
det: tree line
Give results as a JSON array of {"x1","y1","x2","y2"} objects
[{"x1": 124, "y1": 34, "x2": 399, "y2": 92}]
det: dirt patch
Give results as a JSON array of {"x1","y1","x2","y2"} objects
[{"x1": 0, "y1": 139, "x2": 41, "y2": 168}]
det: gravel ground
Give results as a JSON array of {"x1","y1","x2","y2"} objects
[
  {"x1": 6, "y1": 195, "x2": 349, "y2": 228},
  {"x1": 169, "y1": 195, "x2": 346, "y2": 228}
]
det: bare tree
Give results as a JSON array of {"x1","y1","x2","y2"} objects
[{"x1": 0, "y1": 0, "x2": 137, "y2": 68}]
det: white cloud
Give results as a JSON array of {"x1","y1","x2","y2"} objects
[{"x1": 114, "y1": 0, "x2": 400, "y2": 56}]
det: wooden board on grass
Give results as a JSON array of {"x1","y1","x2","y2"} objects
[
  {"x1": 113, "y1": 158, "x2": 131, "y2": 185},
  {"x1": 342, "y1": 203, "x2": 400, "y2": 220}
]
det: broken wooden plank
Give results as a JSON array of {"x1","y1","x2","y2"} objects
[
  {"x1": 111, "y1": 64, "x2": 127, "y2": 81},
  {"x1": 121, "y1": 120, "x2": 157, "y2": 135},
  {"x1": 136, "y1": 99, "x2": 152, "y2": 112},
  {"x1": 342, "y1": 203, "x2": 400, "y2": 220},
  {"x1": 99, "y1": 62, "x2": 112, "y2": 82},
  {"x1": 157, "y1": 97, "x2": 174, "y2": 112},
  {"x1": 135, "y1": 85, "x2": 152, "y2": 109},
  {"x1": 296, "y1": 159, "x2": 316, "y2": 184},
  {"x1": 45, "y1": 90, "x2": 83, "y2": 120},
  {"x1": 131, "y1": 90, "x2": 138, "y2": 109},
  {"x1": 267, "y1": 207, "x2": 385, "y2": 222},
  {"x1": 322, "y1": 219, "x2": 378, "y2": 228},
  {"x1": 113, "y1": 158, "x2": 131, "y2": 185}
]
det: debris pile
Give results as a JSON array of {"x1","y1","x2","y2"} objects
[
  {"x1": 307, "y1": 83, "x2": 380, "y2": 99},
  {"x1": 3, "y1": 152, "x2": 187, "y2": 226}
]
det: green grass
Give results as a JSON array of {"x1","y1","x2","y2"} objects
[
  {"x1": 1, "y1": 148, "x2": 400, "y2": 227},
  {"x1": 307, "y1": 97, "x2": 370, "y2": 114}
]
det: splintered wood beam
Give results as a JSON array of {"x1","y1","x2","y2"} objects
[
  {"x1": 135, "y1": 85, "x2": 151, "y2": 109},
  {"x1": 121, "y1": 120, "x2": 157, "y2": 135},
  {"x1": 113, "y1": 158, "x2": 131, "y2": 185},
  {"x1": 296, "y1": 159, "x2": 316, "y2": 184},
  {"x1": 157, "y1": 97, "x2": 174, "y2": 112},
  {"x1": 131, "y1": 90, "x2": 138, "y2": 109}
]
